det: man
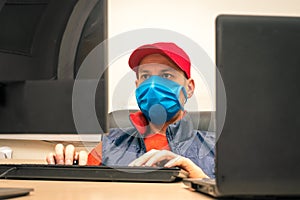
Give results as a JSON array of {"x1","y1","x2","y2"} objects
[{"x1": 46, "y1": 42, "x2": 215, "y2": 178}]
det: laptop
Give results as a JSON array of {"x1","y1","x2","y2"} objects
[{"x1": 183, "y1": 14, "x2": 300, "y2": 198}]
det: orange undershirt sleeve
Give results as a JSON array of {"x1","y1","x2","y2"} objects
[{"x1": 87, "y1": 142, "x2": 102, "y2": 166}]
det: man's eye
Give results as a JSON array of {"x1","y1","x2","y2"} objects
[
  {"x1": 141, "y1": 74, "x2": 150, "y2": 80},
  {"x1": 161, "y1": 73, "x2": 173, "y2": 79}
]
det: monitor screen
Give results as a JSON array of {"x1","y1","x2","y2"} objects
[
  {"x1": 0, "y1": 0, "x2": 77, "y2": 81},
  {"x1": 0, "y1": 0, "x2": 108, "y2": 134},
  {"x1": 0, "y1": 2, "x2": 47, "y2": 55}
]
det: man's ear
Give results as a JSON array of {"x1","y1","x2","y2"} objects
[
  {"x1": 135, "y1": 79, "x2": 139, "y2": 88},
  {"x1": 186, "y1": 78, "x2": 195, "y2": 98},
  {"x1": 135, "y1": 71, "x2": 139, "y2": 88}
]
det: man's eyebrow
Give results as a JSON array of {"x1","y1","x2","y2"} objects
[
  {"x1": 160, "y1": 68, "x2": 176, "y2": 73},
  {"x1": 139, "y1": 69, "x2": 151, "y2": 74}
]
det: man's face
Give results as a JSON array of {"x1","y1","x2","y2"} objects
[{"x1": 135, "y1": 53, "x2": 195, "y2": 104}]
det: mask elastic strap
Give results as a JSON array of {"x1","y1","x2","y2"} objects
[{"x1": 180, "y1": 87, "x2": 188, "y2": 109}]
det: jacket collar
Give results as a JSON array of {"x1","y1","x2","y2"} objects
[
  {"x1": 129, "y1": 111, "x2": 195, "y2": 140},
  {"x1": 129, "y1": 111, "x2": 201, "y2": 155},
  {"x1": 129, "y1": 111, "x2": 148, "y2": 135}
]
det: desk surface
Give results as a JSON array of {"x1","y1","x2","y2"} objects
[
  {"x1": 2, "y1": 179, "x2": 213, "y2": 200},
  {"x1": 0, "y1": 160, "x2": 214, "y2": 199}
]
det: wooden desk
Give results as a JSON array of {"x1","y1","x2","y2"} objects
[
  {"x1": 2, "y1": 179, "x2": 213, "y2": 200},
  {"x1": 0, "y1": 159, "x2": 214, "y2": 199}
]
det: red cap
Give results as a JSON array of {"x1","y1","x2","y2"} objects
[{"x1": 128, "y1": 42, "x2": 191, "y2": 78}]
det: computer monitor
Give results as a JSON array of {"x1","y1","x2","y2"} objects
[{"x1": 0, "y1": 0, "x2": 108, "y2": 134}]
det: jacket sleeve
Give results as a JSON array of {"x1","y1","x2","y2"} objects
[
  {"x1": 87, "y1": 128, "x2": 127, "y2": 166},
  {"x1": 182, "y1": 130, "x2": 215, "y2": 178}
]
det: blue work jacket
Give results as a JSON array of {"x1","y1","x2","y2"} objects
[{"x1": 101, "y1": 111, "x2": 215, "y2": 178}]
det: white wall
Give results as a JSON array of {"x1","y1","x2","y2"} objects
[
  {"x1": 2, "y1": 0, "x2": 300, "y2": 160},
  {"x1": 107, "y1": 0, "x2": 300, "y2": 112}
]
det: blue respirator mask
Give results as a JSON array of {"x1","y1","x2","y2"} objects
[{"x1": 135, "y1": 76, "x2": 188, "y2": 125}]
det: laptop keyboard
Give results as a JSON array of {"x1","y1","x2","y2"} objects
[{"x1": 196, "y1": 178, "x2": 216, "y2": 185}]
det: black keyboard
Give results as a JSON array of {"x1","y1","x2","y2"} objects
[{"x1": 0, "y1": 164, "x2": 188, "y2": 182}]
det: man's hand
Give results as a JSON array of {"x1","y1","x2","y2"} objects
[
  {"x1": 128, "y1": 149, "x2": 209, "y2": 178},
  {"x1": 46, "y1": 144, "x2": 88, "y2": 165}
]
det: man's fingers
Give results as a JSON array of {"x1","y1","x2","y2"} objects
[
  {"x1": 128, "y1": 149, "x2": 158, "y2": 166},
  {"x1": 55, "y1": 144, "x2": 65, "y2": 164},
  {"x1": 78, "y1": 151, "x2": 88, "y2": 165},
  {"x1": 46, "y1": 152, "x2": 56, "y2": 164},
  {"x1": 164, "y1": 155, "x2": 183, "y2": 167},
  {"x1": 144, "y1": 150, "x2": 176, "y2": 167},
  {"x1": 46, "y1": 143, "x2": 87, "y2": 166},
  {"x1": 65, "y1": 144, "x2": 75, "y2": 165}
]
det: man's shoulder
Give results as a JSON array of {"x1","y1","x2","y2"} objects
[
  {"x1": 105, "y1": 127, "x2": 137, "y2": 138},
  {"x1": 101, "y1": 127, "x2": 141, "y2": 152},
  {"x1": 195, "y1": 130, "x2": 216, "y2": 139},
  {"x1": 191, "y1": 130, "x2": 216, "y2": 148}
]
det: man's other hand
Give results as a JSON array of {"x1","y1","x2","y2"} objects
[{"x1": 46, "y1": 144, "x2": 88, "y2": 165}]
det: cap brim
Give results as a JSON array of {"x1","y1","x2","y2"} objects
[{"x1": 128, "y1": 45, "x2": 170, "y2": 71}]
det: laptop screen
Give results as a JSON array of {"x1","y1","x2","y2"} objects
[{"x1": 215, "y1": 15, "x2": 300, "y2": 195}]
